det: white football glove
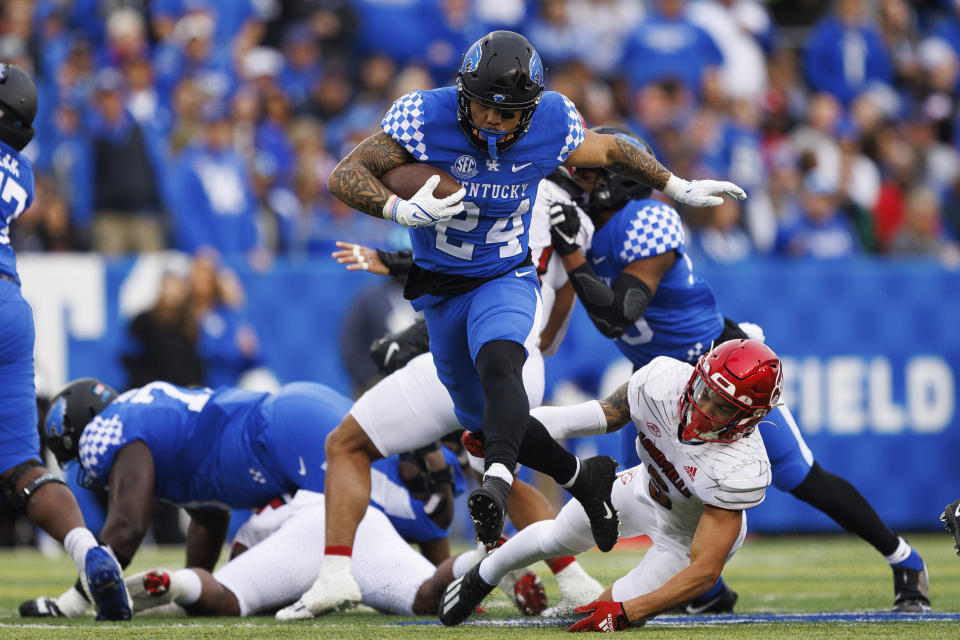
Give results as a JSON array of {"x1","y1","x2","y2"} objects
[
  {"x1": 663, "y1": 174, "x2": 747, "y2": 208},
  {"x1": 382, "y1": 174, "x2": 466, "y2": 227}
]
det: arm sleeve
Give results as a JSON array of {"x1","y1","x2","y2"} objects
[
  {"x1": 567, "y1": 263, "x2": 653, "y2": 339},
  {"x1": 530, "y1": 400, "x2": 608, "y2": 439},
  {"x1": 377, "y1": 249, "x2": 414, "y2": 277}
]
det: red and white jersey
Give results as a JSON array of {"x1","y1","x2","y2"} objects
[
  {"x1": 626, "y1": 357, "x2": 771, "y2": 536},
  {"x1": 529, "y1": 177, "x2": 594, "y2": 354}
]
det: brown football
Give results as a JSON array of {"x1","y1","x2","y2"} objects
[{"x1": 380, "y1": 163, "x2": 462, "y2": 201}]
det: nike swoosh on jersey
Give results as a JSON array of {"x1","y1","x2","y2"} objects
[
  {"x1": 511, "y1": 163, "x2": 532, "y2": 172},
  {"x1": 592, "y1": 255, "x2": 607, "y2": 264},
  {"x1": 515, "y1": 270, "x2": 534, "y2": 278},
  {"x1": 298, "y1": 456, "x2": 307, "y2": 476}
]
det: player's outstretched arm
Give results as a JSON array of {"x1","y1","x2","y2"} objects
[
  {"x1": 530, "y1": 380, "x2": 632, "y2": 440},
  {"x1": 328, "y1": 132, "x2": 415, "y2": 218},
  {"x1": 565, "y1": 131, "x2": 746, "y2": 207},
  {"x1": 622, "y1": 506, "x2": 741, "y2": 621},
  {"x1": 331, "y1": 241, "x2": 391, "y2": 275},
  {"x1": 570, "y1": 506, "x2": 742, "y2": 631}
]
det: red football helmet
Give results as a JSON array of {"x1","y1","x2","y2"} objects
[{"x1": 680, "y1": 339, "x2": 783, "y2": 443}]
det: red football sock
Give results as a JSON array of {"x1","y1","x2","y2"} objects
[
  {"x1": 325, "y1": 546, "x2": 352, "y2": 557},
  {"x1": 546, "y1": 556, "x2": 576, "y2": 574}
]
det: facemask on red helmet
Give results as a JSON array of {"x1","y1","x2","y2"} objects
[{"x1": 680, "y1": 339, "x2": 782, "y2": 443}]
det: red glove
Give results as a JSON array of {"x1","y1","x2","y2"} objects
[{"x1": 568, "y1": 601, "x2": 630, "y2": 632}]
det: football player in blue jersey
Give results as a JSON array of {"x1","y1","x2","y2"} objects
[
  {"x1": 310, "y1": 30, "x2": 746, "y2": 619},
  {"x1": 545, "y1": 125, "x2": 930, "y2": 614},
  {"x1": 0, "y1": 64, "x2": 132, "y2": 621},
  {"x1": 24, "y1": 378, "x2": 476, "y2": 619}
]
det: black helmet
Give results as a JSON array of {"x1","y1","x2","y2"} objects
[
  {"x1": 456, "y1": 31, "x2": 544, "y2": 158},
  {"x1": 580, "y1": 125, "x2": 655, "y2": 216},
  {"x1": 0, "y1": 64, "x2": 37, "y2": 151},
  {"x1": 43, "y1": 378, "x2": 118, "y2": 466}
]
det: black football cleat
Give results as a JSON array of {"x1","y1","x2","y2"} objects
[
  {"x1": 684, "y1": 584, "x2": 738, "y2": 614},
  {"x1": 439, "y1": 564, "x2": 495, "y2": 626},
  {"x1": 568, "y1": 456, "x2": 620, "y2": 552},
  {"x1": 892, "y1": 559, "x2": 931, "y2": 613},
  {"x1": 19, "y1": 598, "x2": 64, "y2": 618},
  {"x1": 468, "y1": 475, "x2": 511, "y2": 546}
]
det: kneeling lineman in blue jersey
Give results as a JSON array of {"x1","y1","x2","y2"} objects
[
  {"x1": 301, "y1": 29, "x2": 746, "y2": 618},
  {"x1": 21, "y1": 379, "x2": 478, "y2": 618},
  {"x1": 0, "y1": 64, "x2": 130, "y2": 621},
  {"x1": 546, "y1": 125, "x2": 929, "y2": 613}
]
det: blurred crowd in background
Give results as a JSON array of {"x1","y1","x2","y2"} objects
[{"x1": 2, "y1": 0, "x2": 960, "y2": 268}]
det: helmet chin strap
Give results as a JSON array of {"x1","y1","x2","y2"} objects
[{"x1": 479, "y1": 127, "x2": 506, "y2": 159}]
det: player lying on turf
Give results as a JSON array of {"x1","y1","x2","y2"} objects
[
  {"x1": 307, "y1": 28, "x2": 747, "y2": 621},
  {"x1": 21, "y1": 379, "x2": 533, "y2": 618},
  {"x1": 546, "y1": 125, "x2": 929, "y2": 613},
  {"x1": 438, "y1": 339, "x2": 780, "y2": 630},
  {"x1": 277, "y1": 168, "x2": 605, "y2": 620},
  {"x1": 123, "y1": 490, "x2": 464, "y2": 617}
]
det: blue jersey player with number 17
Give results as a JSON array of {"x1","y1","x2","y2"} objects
[
  {"x1": 0, "y1": 64, "x2": 132, "y2": 621},
  {"x1": 285, "y1": 31, "x2": 746, "y2": 618}
]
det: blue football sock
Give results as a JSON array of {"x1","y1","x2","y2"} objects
[{"x1": 893, "y1": 548, "x2": 924, "y2": 572}]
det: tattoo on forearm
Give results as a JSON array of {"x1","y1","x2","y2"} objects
[
  {"x1": 600, "y1": 381, "x2": 632, "y2": 429},
  {"x1": 328, "y1": 132, "x2": 414, "y2": 218},
  {"x1": 608, "y1": 137, "x2": 671, "y2": 190}
]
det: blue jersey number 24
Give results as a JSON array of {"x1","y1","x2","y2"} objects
[{"x1": 435, "y1": 200, "x2": 528, "y2": 261}]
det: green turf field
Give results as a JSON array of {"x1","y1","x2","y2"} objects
[{"x1": 1, "y1": 533, "x2": 958, "y2": 639}]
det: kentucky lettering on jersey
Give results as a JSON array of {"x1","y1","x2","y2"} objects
[
  {"x1": 381, "y1": 87, "x2": 585, "y2": 278},
  {"x1": 0, "y1": 139, "x2": 35, "y2": 283},
  {"x1": 587, "y1": 198, "x2": 723, "y2": 366}
]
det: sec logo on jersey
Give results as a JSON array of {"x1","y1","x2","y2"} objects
[
  {"x1": 646, "y1": 422, "x2": 661, "y2": 437},
  {"x1": 450, "y1": 154, "x2": 479, "y2": 179}
]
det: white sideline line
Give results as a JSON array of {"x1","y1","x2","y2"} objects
[{"x1": 0, "y1": 622, "x2": 349, "y2": 630}]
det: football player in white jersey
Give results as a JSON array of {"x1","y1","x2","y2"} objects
[
  {"x1": 275, "y1": 170, "x2": 603, "y2": 620},
  {"x1": 438, "y1": 339, "x2": 782, "y2": 630},
  {"x1": 121, "y1": 491, "x2": 459, "y2": 618}
]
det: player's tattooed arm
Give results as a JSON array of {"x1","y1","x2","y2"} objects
[
  {"x1": 566, "y1": 130, "x2": 670, "y2": 190},
  {"x1": 599, "y1": 381, "x2": 632, "y2": 431},
  {"x1": 605, "y1": 136, "x2": 670, "y2": 190},
  {"x1": 327, "y1": 132, "x2": 414, "y2": 218}
]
